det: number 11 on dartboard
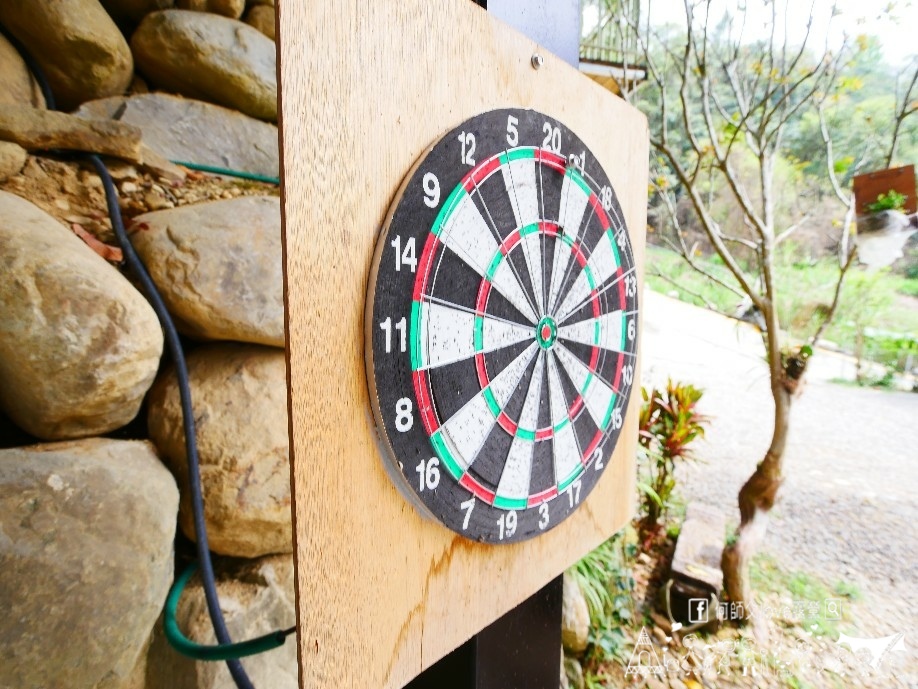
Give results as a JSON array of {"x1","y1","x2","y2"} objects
[{"x1": 365, "y1": 108, "x2": 639, "y2": 544}]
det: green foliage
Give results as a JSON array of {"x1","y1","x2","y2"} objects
[
  {"x1": 866, "y1": 189, "x2": 908, "y2": 213},
  {"x1": 647, "y1": 245, "x2": 918, "y2": 372},
  {"x1": 570, "y1": 530, "x2": 638, "y2": 671},
  {"x1": 638, "y1": 380, "x2": 708, "y2": 531},
  {"x1": 748, "y1": 554, "x2": 855, "y2": 638}
]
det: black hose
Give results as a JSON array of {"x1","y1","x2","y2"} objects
[
  {"x1": 90, "y1": 156, "x2": 256, "y2": 689},
  {"x1": 0, "y1": 21, "x2": 262, "y2": 689}
]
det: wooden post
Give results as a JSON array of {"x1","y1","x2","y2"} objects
[{"x1": 277, "y1": 2, "x2": 648, "y2": 686}]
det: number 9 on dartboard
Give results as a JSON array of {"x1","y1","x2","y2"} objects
[{"x1": 365, "y1": 108, "x2": 639, "y2": 544}]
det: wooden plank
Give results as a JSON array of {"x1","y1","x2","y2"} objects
[
  {"x1": 276, "y1": 2, "x2": 648, "y2": 688},
  {"x1": 853, "y1": 164, "x2": 916, "y2": 216}
]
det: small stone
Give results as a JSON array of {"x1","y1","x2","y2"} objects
[
  {"x1": 143, "y1": 189, "x2": 172, "y2": 210},
  {"x1": 131, "y1": 10, "x2": 277, "y2": 120},
  {"x1": 0, "y1": 438, "x2": 178, "y2": 689},
  {"x1": 563, "y1": 655, "x2": 584, "y2": 689},
  {"x1": 561, "y1": 573, "x2": 590, "y2": 654},
  {"x1": 0, "y1": 191, "x2": 163, "y2": 439},
  {"x1": 129, "y1": 196, "x2": 283, "y2": 346},
  {"x1": 0, "y1": 0, "x2": 133, "y2": 110},
  {"x1": 147, "y1": 343, "x2": 291, "y2": 557},
  {"x1": 244, "y1": 4, "x2": 274, "y2": 40},
  {"x1": 121, "y1": 181, "x2": 139, "y2": 193},
  {"x1": 0, "y1": 142, "x2": 27, "y2": 182}
]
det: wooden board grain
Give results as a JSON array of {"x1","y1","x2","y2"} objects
[{"x1": 276, "y1": 3, "x2": 648, "y2": 687}]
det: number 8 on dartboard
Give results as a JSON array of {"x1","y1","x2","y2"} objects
[{"x1": 365, "y1": 108, "x2": 639, "y2": 543}]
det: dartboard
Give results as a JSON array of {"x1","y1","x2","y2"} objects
[{"x1": 366, "y1": 108, "x2": 638, "y2": 543}]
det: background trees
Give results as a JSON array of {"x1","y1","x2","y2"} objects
[{"x1": 614, "y1": 0, "x2": 916, "y2": 616}]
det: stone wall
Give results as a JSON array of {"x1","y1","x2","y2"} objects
[{"x1": 0, "y1": 1, "x2": 295, "y2": 687}]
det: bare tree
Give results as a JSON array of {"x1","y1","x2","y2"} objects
[
  {"x1": 620, "y1": 0, "x2": 858, "y2": 615},
  {"x1": 886, "y1": 58, "x2": 918, "y2": 168}
]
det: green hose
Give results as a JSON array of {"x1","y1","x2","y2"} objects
[
  {"x1": 171, "y1": 161, "x2": 280, "y2": 185},
  {"x1": 164, "y1": 563, "x2": 295, "y2": 661}
]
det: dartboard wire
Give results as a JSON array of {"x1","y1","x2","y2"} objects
[
  {"x1": 468, "y1": 173, "x2": 541, "y2": 322},
  {"x1": 502, "y1": 148, "x2": 546, "y2": 315},
  {"x1": 556, "y1": 265, "x2": 637, "y2": 327},
  {"x1": 546, "y1": 174, "x2": 600, "y2": 317},
  {"x1": 554, "y1": 341, "x2": 627, "y2": 399},
  {"x1": 546, "y1": 349, "x2": 588, "y2": 492},
  {"x1": 420, "y1": 293, "x2": 534, "y2": 333}
]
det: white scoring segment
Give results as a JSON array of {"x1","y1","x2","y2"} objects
[
  {"x1": 502, "y1": 157, "x2": 540, "y2": 227},
  {"x1": 420, "y1": 303, "x2": 531, "y2": 369},
  {"x1": 558, "y1": 310, "x2": 625, "y2": 352},
  {"x1": 439, "y1": 192, "x2": 537, "y2": 323},
  {"x1": 503, "y1": 159, "x2": 546, "y2": 313},
  {"x1": 496, "y1": 353, "x2": 545, "y2": 501},
  {"x1": 555, "y1": 344, "x2": 616, "y2": 429},
  {"x1": 439, "y1": 344, "x2": 538, "y2": 471},
  {"x1": 546, "y1": 352, "x2": 583, "y2": 483},
  {"x1": 555, "y1": 234, "x2": 620, "y2": 324},
  {"x1": 520, "y1": 232, "x2": 546, "y2": 314},
  {"x1": 439, "y1": 193, "x2": 498, "y2": 275},
  {"x1": 547, "y1": 172, "x2": 591, "y2": 313},
  {"x1": 438, "y1": 395, "x2": 494, "y2": 472}
]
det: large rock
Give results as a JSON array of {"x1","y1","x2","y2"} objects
[
  {"x1": 0, "y1": 191, "x2": 163, "y2": 440},
  {"x1": 176, "y1": 0, "x2": 245, "y2": 19},
  {"x1": 129, "y1": 196, "x2": 283, "y2": 346},
  {"x1": 561, "y1": 573, "x2": 590, "y2": 654},
  {"x1": 0, "y1": 438, "x2": 179, "y2": 689},
  {"x1": 147, "y1": 344, "x2": 291, "y2": 557},
  {"x1": 131, "y1": 10, "x2": 277, "y2": 121},
  {"x1": 75, "y1": 93, "x2": 279, "y2": 179},
  {"x1": 147, "y1": 555, "x2": 297, "y2": 689},
  {"x1": 0, "y1": 0, "x2": 133, "y2": 110},
  {"x1": 0, "y1": 32, "x2": 45, "y2": 109}
]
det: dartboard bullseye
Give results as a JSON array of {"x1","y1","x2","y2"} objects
[{"x1": 365, "y1": 108, "x2": 639, "y2": 543}]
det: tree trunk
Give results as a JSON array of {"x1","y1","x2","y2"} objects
[{"x1": 721, "y1": 381, "x2": 792, "y2": 619}]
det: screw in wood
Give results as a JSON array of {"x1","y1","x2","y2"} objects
[{"x1": 531, "y1": 54, "x2": 545, "y2": 70}]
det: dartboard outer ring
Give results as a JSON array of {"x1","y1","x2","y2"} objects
[{"x1": 365, "y1": 108, "x2": 639, "y2": 544}]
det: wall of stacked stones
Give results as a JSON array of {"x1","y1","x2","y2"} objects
[{"x1": 0, "y1": 2, "x2": 295, "y2": 687}]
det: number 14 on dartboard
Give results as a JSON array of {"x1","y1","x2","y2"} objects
[{"x1": 365, "y1": 108, "x2": 639, "y2": 544}]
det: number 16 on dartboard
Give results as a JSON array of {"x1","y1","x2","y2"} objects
[{"x1": 365, "y1": 108, "x2": 639, "y2": 544}]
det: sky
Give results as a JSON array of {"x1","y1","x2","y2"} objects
[{"x1": 634, "y1": 0, "x2": 918, "y2": 68}]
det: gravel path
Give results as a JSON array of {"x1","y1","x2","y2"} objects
[{"x1": 640, "y1": 290, "x2": 917, "y2": 682}]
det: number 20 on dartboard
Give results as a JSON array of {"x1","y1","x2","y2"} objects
[{"x1": 366, "y1": 108, "x2": 639, "y2": 543}]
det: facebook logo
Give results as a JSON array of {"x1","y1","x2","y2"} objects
[{"x1": 688, "y1": 598, "x2": 709, "y2": 624}]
